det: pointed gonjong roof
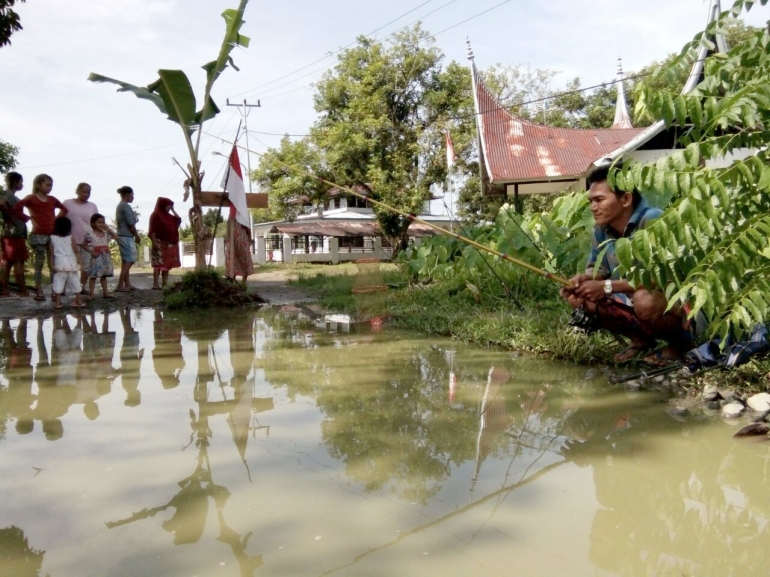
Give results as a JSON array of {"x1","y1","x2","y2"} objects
[
  {"x1": 595, "y1": 0, "x2": 729, "y2": 166},
  {"x1": 612, "y1": 58, "x2": 633, "y2": 130},
  {"x1": 469, "y1": 45, "x2": 645, "y2": 185}
]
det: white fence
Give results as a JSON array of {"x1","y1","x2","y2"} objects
[{"x1": 177, "y1": 235, "x2": 416, "y2": 268}]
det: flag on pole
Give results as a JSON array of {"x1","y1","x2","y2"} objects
[
  {"x1": 221, "y1": 145, "x2": 250, "y2": 229},
  {"x1": 445, "y1": 131, "x2": 455, "y2": 170}
]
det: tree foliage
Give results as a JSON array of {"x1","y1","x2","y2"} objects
[
  {"x1": 610, "y1": 0, "x2": 770, "y2": 341},
  {"x1": 0, "y1": 138, "x2": 19, "y2": 174},
  {"x1": 0, "y1": 0, "x2": 24, "y2": 48},
  {"x1": 252, "y1": 135, "x2": 328, "y2": 222},
  {"x1": 311, "y1": 25, "x2": 453, "y2": 250}
]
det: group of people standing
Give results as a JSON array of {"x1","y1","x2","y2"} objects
[{"x1": 0, "y1": 172, "x2": 183, "y2": 308}]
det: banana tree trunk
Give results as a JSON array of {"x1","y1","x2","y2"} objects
[{"x1": 189, "y1": 176, "x2": 210, "y2": 270}]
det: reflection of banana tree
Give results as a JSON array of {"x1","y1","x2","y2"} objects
[
  {"x1": 87, "y1": 1, "x2": 250, "y2": 269},
  {"x1": 106, "y1": 417, "x2": 263, "y2": 576},
  {"x1": 107, "y1": 316, "x2": 268, "y2": 576}
]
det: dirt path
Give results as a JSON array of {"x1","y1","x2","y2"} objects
[{"x1": 0, "y1": 268, "x2": 313, "y2": 320}]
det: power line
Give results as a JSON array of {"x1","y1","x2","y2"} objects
[
  {"x1": 248, "y1": 129, "x2": 311, "y2": 137},
  {"x1": 18, "y1": 142, "x2": 184, "y2": 169},
  {"x1": 235, "y1": 0, "x2": 462, "y2": 100},
  {"x1": 434, "y1": 0, "x2": 512, "y2": 36},
  {"x1": 229, "y1": 0, "x2": 439, "y2": 98},
  {"x1": 250, "y1": 0, "x2": 519, "y2": 102}
]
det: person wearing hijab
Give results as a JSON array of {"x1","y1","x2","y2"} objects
[{"x1": 148, "y1": 197, "x2": 182, "y2": 290}]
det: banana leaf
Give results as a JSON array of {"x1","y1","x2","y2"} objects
[
  {"x1": 87, "y1": 73, "x2": 166, "y2": 114},
  {"x1": 201, "y1": 2, "x2": 250, "y2": 90},
  {"x1": 150, "y1": 69, "x2": 198, "y2": 135}
]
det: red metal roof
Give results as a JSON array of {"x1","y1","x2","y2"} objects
[{"x1": 473, "y1": 66, "x2": 646, "y2": 183}]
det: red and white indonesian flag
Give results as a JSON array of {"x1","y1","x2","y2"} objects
[
  {"x1": 221, "y1": 145, "x2": 250, "y2": 228},
  {"x1": 445, "y1": 131, "x2": 455, "y2": 170}
]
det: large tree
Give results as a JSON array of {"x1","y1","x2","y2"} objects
[
  {"x1": 312, "y1": 25, "x2": 454, "y2": 251},
  {"x1": 0, "y1": 0, "x2": 25, "y2": 48}
]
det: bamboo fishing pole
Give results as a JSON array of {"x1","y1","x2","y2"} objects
[{"x1": 205, "y1": 134, "x2": 572, "y2": 288}]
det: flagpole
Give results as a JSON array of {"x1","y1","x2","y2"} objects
[{"x1": 210, "y1": 121, "x2": 242, "y2": 267}]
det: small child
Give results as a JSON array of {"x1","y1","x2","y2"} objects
[
  {"x1": 50, "y1": 217, "x2": 84, "y2": 309},
  {"x1": 82, "y1": 213, "x2": 118, "y2": 299},
  {"x1": 15, "y1": 173, "x2": 68, "y2": 300}
]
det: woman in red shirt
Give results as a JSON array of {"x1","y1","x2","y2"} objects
[{"x1": 15, "y1": 174, "x2": 68, "y2": 300}]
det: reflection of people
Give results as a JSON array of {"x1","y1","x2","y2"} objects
[
  {"x1": 225, "y1": 204, "x2": 253, "y2": 283},
  {"x1": 0, "y1": 172, "x2": 30, "y2": 297},
  {"x1": 560, "y1": 164, "x2": 693, "y2": 365},
  {"x1": 115, "y1": 186, "x2": 141, "y2": 293},
  {"x1": 148, "y1": 197, "x2": 182, "y2": 289},
  {"x1": 119, "y1": 308, "x2": 143, "y2": 406},
  {"x1": 152, "y1": 310, "x2": 184, "y2": 390},
  {"x1": 75, "y1": 313, "x2": 115, "y2": 420},
  {"x1": 33, "y1": 316, "x2": 78, "y2": 441},
  {"x1": 52, "y1": 314, "x2": 83, "y2": 387},
  {"x1": 80, "y1": 312, "x2": 118, "y2": 410},
  {"x1": 1, "y1": 319, "x2": 35, "y2": 434},
  {"x1": 62, "y1": 182, "x2": 98, "y2": 291}
]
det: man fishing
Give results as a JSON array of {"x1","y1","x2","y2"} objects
[{"x1": 560, "y1": 164, "x2": 693, "y2": 364}]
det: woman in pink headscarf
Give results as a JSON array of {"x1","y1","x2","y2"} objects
[{"x1": 148, "y1": 197, "x2": 182, "y2": 289}]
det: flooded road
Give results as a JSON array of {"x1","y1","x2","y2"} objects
[{"x1": 0, "y1": 307, "x2": 768, "y2": 576}]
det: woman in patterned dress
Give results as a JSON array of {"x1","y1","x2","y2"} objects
[{"x1": 148, "y1": 197, "x2": 182, "y2": 289}]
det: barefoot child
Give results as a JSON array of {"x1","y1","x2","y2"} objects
[
  {"x1": 50, "y1": 217, "x2": 84, "y2": 309},
  {"x1": 82, "y1": 213, "x2": 118, "y2": 299},
  {"x1": 0, "y1": 172, "x2": 30, "y2": 297},
  {"x1": 15, "y1": 174, "x2": 68, "y2": 300}
]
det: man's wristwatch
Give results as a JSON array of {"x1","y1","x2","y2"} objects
[{"x1": 603, "y1": 279, "x2": 613, "y2": 296}]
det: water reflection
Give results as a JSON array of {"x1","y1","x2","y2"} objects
[
  {"x1": 0, "y1": 525, "x2": 46, "y2": 577},
  {"x1": 0, "y1": 307, "x2": 767, "y2": 576},
  {"x1": 0, "y1": 319, "x2": 34, "y2": 436}
]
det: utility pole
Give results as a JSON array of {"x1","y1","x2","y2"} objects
[{"x1": 226, "y1": 98, "x2": 261, "y2": 250}]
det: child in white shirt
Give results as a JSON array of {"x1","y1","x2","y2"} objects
[{"x1": 50, "y1": 217, "x2": 85, "y2": 309}]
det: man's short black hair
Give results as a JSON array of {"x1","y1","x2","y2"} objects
[{"x1": 586, "y1": 162, "x2": 642, "y2": 207}]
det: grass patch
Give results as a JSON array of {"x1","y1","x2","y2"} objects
[
  {"x1": 290, "y1": 264, "x2": 770, "y2": 389},
  {"x1": 292, "y1": 264, "x2": 616, "y2": 364}
]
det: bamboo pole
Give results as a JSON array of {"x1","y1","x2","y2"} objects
[{"x1": 204, "y1": 133, "x2": 572, "y2": 287}]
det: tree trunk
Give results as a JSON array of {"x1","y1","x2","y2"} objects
[{"x1": 190, "y1": 180, "x2": 210, "y2": 270}]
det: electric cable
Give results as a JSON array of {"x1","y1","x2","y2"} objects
[{"x1": 229, "y1": 0, "x2": 448, "y2": 98}]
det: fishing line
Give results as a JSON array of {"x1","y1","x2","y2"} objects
[
  {"x1": 440, "y1": 193, "x2": 524, "y2": 310},
  {"x1": 203, "y1": 133, "x2": 572, "y2": 287}
]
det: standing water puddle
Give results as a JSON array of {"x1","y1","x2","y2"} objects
[{"x1": 0, "y1": 307, "x2": 768, "y2": 576}]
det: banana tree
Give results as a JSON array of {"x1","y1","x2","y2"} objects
[{"x1": 88, "y1": 0, "x2": 249, "y2": 269}]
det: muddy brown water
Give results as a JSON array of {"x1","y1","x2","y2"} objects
[{"x1": 0, "y1": 307, "x2": 768, "y2": 577}]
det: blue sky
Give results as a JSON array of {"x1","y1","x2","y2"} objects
[{"x1": 1, "y1": 0, "x2": 766, "y2": 226}]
